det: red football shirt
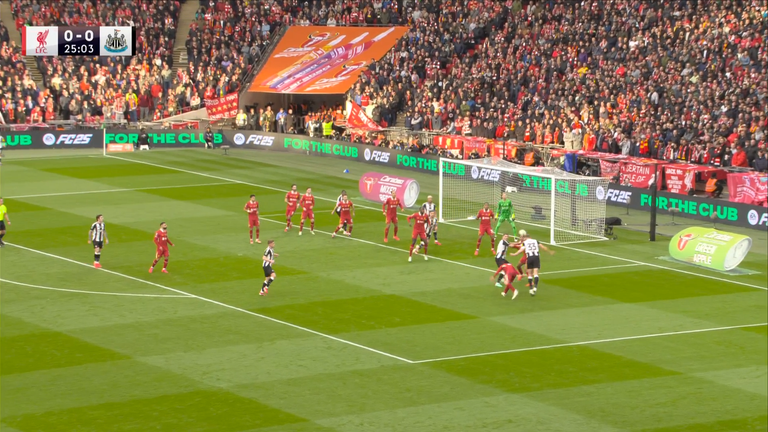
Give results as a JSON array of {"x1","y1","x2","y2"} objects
[
  {"x1": 477, "y1": 209, "x2": 494, "y2": 227},
  {"x1": 285, "y1": 191, "x2": 300, "y2": 208},
  {"x1": 154, "y1": 229, "x2": 171, "y2": 248},
  {"x1": 408, "y1": 212, "x2": 429, "y2": 233},
  {"x1": 300, "y1": 194, "x2": 315, "y2": 211},
  {"x1": 245, "y1": 201, "x2": 259, "y2": 217},
  {"x1": 383, "y1": 197, "x2": 403, "y2": 216},
  {"x1": 495, "y1": 263, "x2": 520, "y2": 279},
  {"x1": 339, "y1": 200, "x2": 353, "y2": 218}
]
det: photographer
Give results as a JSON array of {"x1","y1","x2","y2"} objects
[{"x1": 204, "y1": 127, "x2": 214, "y2": 149}]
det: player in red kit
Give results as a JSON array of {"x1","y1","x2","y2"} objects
[
  {"x1": 284, "y1": 184, "x2": 300, "y2": 232},
  {"x1": 407, "y1": 208, "x2": 429, "y2": 262},
  {"x1": 244, "y1": 195, "x2": 261, "y2": 244},
  {"x1": 298, "y1": 187, "x2": 316, "y2": 235},
  {"x1": 331, "y1": 195, "x2": 354, "y2": 238},
  {"x1": 475, "y1": 202, "x2": 496, "y2": 256},
  {"x1": 149, "y1": 222, "x2": 174, "y2": 273},
  {"x1": 382, "y1": 190, "x2": 404, "y2": 242},
  {"x1": 491, "y1": 262, "x2": 522, "y2": 299},
  {"x1": 511, "y1": 240, "x2": 527, "y2": 280}
]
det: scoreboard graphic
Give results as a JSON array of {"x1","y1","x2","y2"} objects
[{"x1": 22, "y1": 26, "x2": 135, "y2": 56}]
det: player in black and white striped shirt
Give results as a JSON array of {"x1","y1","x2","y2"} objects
[
  {"x1": 88, "y1": 214, "x2": 108, "y2": 269},
  {"x1": 493, "y1": 234, "x2": 511, "y2": 287},
  {"x1": 260, "y1": 240, "x2": 279, "y2": 296},
  {"x1": 510, "y1": 230, "x2": 554, "y2": 296},
  {"x1": 420, "y1": 196, "x2": 440, "y2": 245},
  {"x1": 335, "y1": 190, "x2": 348, "y2": 233}
]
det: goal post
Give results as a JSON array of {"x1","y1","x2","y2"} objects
[{"x1": 438, "y1": 157, "x2": 610, "y2": 245}]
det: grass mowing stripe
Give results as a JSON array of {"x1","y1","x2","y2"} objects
[
  {"x1": 5, "y1": 182, "x2": 234, "y2": 199},
  {"x1": 5, "y1": 242, "x2": 415, "y2": 364},
  {"x1": 411, "y1": 322, "x2": 768, "y2": 363},
  {"x1": 0, "y1": 278, "x2": 193, "y2": 298},
  {"x1": 108, "y1": 154, "x2": 767, "y2": 291}
]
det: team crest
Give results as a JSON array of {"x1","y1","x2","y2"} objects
[
  {"x1": 105, "y1": 29, "x2": 128, "y2": 53},
  {"x1": 334, "y1": 61, "x2": 367, "y2": 79}
]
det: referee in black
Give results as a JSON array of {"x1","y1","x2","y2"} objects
[
  {"x1": 335, "y1": 190, "x2": 348, "y2": 233},
  {"x1": 88, "y1": 214, "x2": 108, "y2": 268}
]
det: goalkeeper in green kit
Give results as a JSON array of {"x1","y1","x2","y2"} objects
[{"x1": 494, "y1": 192, "x2": 517, "y2": 237}]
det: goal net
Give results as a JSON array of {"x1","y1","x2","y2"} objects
[{"x1": 438, "y1": 157, "x2": 610, "y2": 245}]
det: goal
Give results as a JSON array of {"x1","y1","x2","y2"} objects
[{"x1": 438, "y1": 157, "x2": 610, "y2": 245}]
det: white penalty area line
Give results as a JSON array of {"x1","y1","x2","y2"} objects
[
  {"x1": 0, "y1": 278, "x2": 192, "y2": 298},
  {"x1": 5, "y1": 242, "x2": 414, "y2": 364},
  {"x1": 411, "y1": 322, "x2": 768, "y2": 363},
  {"x1": 5, "y1": 182, "x2": 233, "y2": 199},
  {"x1": 441, "y1": 221, "x2": 768, "y2": 292}
]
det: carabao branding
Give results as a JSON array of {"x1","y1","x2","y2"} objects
[{"x1": 358, "y1": 172, "x2": 420, "y2": 207}]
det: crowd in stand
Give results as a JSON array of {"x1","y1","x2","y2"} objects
[
  {"x1": 347, "y1": 0, "x2": 768, "y2": 171},
  {"x1": 2, "y1": 0, "x2": 767, "y2": 172}
]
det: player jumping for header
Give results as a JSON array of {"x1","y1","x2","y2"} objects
[
  {"x1": 331, "y1": 195, "x2": 354, "y2": 238},
  {"x1": 284, "y1": 184, "x2": 300, "y2": 232},
  {"x1": 420, "y1": 196, "x2": 440, "y2": 245},
  {"x1": 244, "y1": 195, "x2": 261, "y2": 244},
  {"x1": 298, "y1": 187, "x2": 316, "y2": 235},
  {"x1": 149, "y1": 222, "x2": 174, "y2": 273},
  {"x1": 475, "y1": 202, "x2": 496, "y2": 256},
  {"x1": 510, "y1": 230, "x2": 554, "y2": 295},
  {"x1": 495, "y1": 192, "x2": 517, "y2": 237},
  {"x1": 407, "y1": 207, "x2": 429, "y2": 262},
  {"x1": 383, "y1": 190, "x2": 404, "y2": 242}
]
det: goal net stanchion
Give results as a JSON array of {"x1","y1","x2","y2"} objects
[{"x1": 438, "y1": 157, "x2": 610, "y2": 245}]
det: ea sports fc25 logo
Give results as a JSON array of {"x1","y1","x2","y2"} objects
[
  {"x1": 470, "y1": 166, "x2": 501, "y2": 181},
  {"x1": 43, "y1": 133, "x2": 94, "y2": 146},
  {"x1": 233, "y1": 133, "x2": 275, "y2": 147},
  {"x1": 363, "y1": 148, "x2": 390, "y2": 163}
]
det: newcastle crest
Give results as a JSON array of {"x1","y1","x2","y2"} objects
[{"x1": 104, "y1": 29, "x2": 128, "y2": 53}]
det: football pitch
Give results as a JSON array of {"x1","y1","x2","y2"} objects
[{"x1": 1, "y1": 148, "x2": 766, "y2": 432}]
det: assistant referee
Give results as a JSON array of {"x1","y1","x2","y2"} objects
[{"x1": 0, "y1": 197, "x2": 11, "y2": 247}]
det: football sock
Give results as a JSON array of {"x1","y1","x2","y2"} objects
[
  {"x1": 409, "y1": 245, "x2": 414, "y2": 256},
  {"x1": 334, "y1": 226, "x2": 340, "y2": 234},
  {"x1": 534, "y1": 275, "x2": 539, "y2": 288},
  {"x1": 394, "y1": 226, "x2": 398, "y2": 236},
  {"x1": 423, "y1": 244, "x2": 428, "y2": 255},
  {"x1": 163, "y1": 258, "x2": 169, "y2": 269},
  {"x1": 433, "y1": 232, "x2": 438, "y2": 240},
  {"x1": 266, "y1": 277, "x2": 274, "y2": 287},
  {"x1": 528, "y1": 277, "x2": 533, "y2": 287},
  {"x1": 343, "y1": 223, "x2": 348, "y2": 231},
  {"x1": 151, "y1": 258, "x2": 159, "y2": 268},
  {"x1": 491, "y1": 238, "x2": 496, "y2": 249},
  {"x1": 0, "y1": 233, "x2": 4, "y2": 241},
  {"x1": 511, "y1": 222, "x2": 517, "y2": 236},
  {"x1": 494, "y1": 221, "x2": 502, "y2": 233},
  {"x1": 497, "y1": 273, "x2": 504, "y2": 283},
  {"x1": 517, "y1": 265, "x2": 524, "y2": 275},
  {"x1": 286, "y1": 220, "x2": 291, "y2": 229},
  {"x1": 385, "y1": 227, "x2": 389, "y2": 238},
  {"x1": 504, "y1": 284, "x2": 514, "y2": 294},
  {"x1": 348, "y1": 226, "x2": 353, "y2": 234},
  {"x1": 476, "y1": 238, "x2": 482, "y2": 248},
  {"x1": 310, "y1": 221, "x2": 314, "y2": 230},
  {"x1": 256, "y1": 228, "x2": 259, "y2": 238},
  {"x1": 249, "y1": 228, "x2": 253, "y2": 239},
  {"x1": 94, "y1": 252, "x2": 100, "y2": 263},
  {"x1": 299, "y1": 222, "x2": 304, "y2": 231}
]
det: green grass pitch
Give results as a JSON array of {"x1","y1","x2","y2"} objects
[{"x1": 1, "y1": 148, "x2": 766, "y2": 432}]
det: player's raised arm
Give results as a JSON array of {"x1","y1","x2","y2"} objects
[{"x1": 540, "y1": 244, "x2": 555, "y2": 255}]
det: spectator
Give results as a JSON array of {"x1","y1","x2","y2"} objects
[
  {"x1": 755, "y1": 149, "x2": 768, "y2": 173},
  {"x1": 236, "y1": 109, "x2": 248, "y2": 129},
  {"x1": 732, "y1": 145, "x2": 749, "y2": 168}
]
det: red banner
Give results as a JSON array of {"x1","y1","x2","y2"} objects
[
  {"x1": 619, "y1": 161, "x2": 666, "y2": 189},
  {"x1": 599, "y1": 160, "x2": 621, "y2": 178},
  {"x1": 433, "y1": 135, "x2": 465, "y2": 150},
  {"x1": 664, "y1": 164, "x2": 697, "y2": 194},
  {"x1": 346, "y1": 101, "x2": 382, "y2": 131},
  {"x1": 727, "y1": 172, "x2": 768, "y2": 206},
  {"x1": 249, "y1": 26, "x2": 407, "y2": 94},
  {"x1": 204, "y1": 93, "x2": 238, "y2": 120}
]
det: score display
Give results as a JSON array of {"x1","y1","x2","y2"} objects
[{"x1": 21, "y1": 26, "x2": 135, "y2": 56}]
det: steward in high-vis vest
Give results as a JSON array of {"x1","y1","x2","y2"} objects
[
  {"x1": 322, "y1": 120, "x2": 333, "y2": 138},
  {"x1": 705, "y1": 172, "x2": 723, "y2": 198}
]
